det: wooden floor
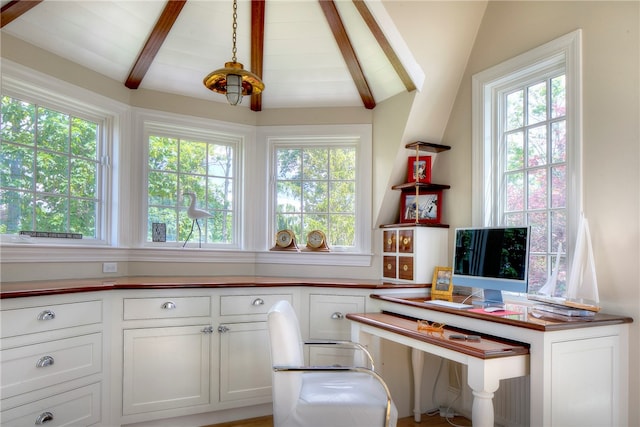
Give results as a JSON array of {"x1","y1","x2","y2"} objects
[{"x1": 205, "y1": 413, "x2": 472, "y2": 427}]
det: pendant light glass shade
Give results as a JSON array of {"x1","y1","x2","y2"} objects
[{"x1": 202, "y1": 0, "x2": 264, "y2": 106}]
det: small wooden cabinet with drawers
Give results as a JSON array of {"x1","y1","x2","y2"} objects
[{"x1": 382, "y1": 225, "x2": 448, "y2": 284}]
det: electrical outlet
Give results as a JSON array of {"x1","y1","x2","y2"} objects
[{"x1": 102, "y1": 262, "x2": 117, "y2": 273}]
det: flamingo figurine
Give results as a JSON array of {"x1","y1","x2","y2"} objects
[{"x1": 182, "y1": 192, "x2": 213, "y2": 248}]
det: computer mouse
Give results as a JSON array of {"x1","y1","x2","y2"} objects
[{"x1": 483, "y1": 306, "x2": 505, "y2": 313}]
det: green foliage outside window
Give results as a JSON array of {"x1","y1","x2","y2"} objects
[
  {"x1": 1, "y1": 96, "x2": 100, "y2": 238},
  {"x1": 147, "y1": 135, "x2": 235, "y2": 245},
  {"x1": 275, "y1": 145, "x2": 356, "y2": 248}
]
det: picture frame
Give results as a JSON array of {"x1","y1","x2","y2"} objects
[
  {"x1": 431, "y1": 266, "x2": 453, "y2": 300},
  {"x1": 407, "y1": 156, "x2": 431, "y2": 183},
  {"x1": 400, "y1": 191, "x2": 442, "y2": 224}
]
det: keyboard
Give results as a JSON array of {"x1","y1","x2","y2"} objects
[{"x1": 424, "y1": 299, "x2": 474, "y2": 309}]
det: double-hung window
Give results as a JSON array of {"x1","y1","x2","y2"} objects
[
  {"x1": 472, "y1": 31, "x2": 582, "y2": 294},
  {"x1": 265, "y1": 125, "x2": 372, "y2": 253},
  {"x1": 145, "y1": 121, "x2": 241, "y2": 247},
  {"x1": 1, "y1": 93, "x2": 108, "y2": 243}
]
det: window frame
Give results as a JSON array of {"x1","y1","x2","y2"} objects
[
  {"x1": 260, "y1": 125, "x2": 372, "y2": 254},
  {"x1": 139, "y1": 111, "x2": 252, "y2": 250},
  {"x1": 0, "y1": 61, "x2": 124, "y2": 247},
  {"x1": 472, "y1": 30, "x2": 583, "y2": 290}
]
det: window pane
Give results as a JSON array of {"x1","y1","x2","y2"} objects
[
  {"x1": 506, "y1": 132, "x2": 524, "y2": 171},
  {"x1": 303, "y1": 148, "x2": 328, "y2": 180},
  {"x1": 276, "y1": 149, "x2": 301, "y2": 180},
  {"x1": 527, "y1": 125, "x2": 547, "y2": 167},
  {"x1": 36, "y1": 151, "x2": 69, "y2": 194},
  {"x1": 180, "y1": 140, "x2": 207, "y2": 175},
  {"x1": 149, "y1": 136, "x2": 178, "y2": 171},
  {"x1": 329, "y1": 214, "x2": 355, "y2": 246},
  {"x1": 505, "y1": 171, "x2": 524, "y2": 211},
  {"x1": 148, "y1": 207, "x2": 178, "y2": 241},
  {"x1": 1, "y1": 143, "x2": 34, "y2": 189},
  {"x1": 148, "y1": 171, "x2": 177, "y2": 206},
  {"x1": 551, "y1": 209, "x2": 566, "y2": 251},
  {"x1": 36, "y1": 195, "x2": 68, "y2": 231},
  {"x1": 330, "y1": 147, "x2": 356, "y2": 180},
  {"x1": 551, "y1": 75, "x2": 566, "y2": 118},
  {"x1": 527, "y1": 168, "x2": 547, "y2": 210},
  {"x1": 527, "y1": 81, "x2": 547, "y2": 125},
  {"x1": 551, "y1": 165, "x2": 566, "y2": 209},
  {"x1": 330, "y1": 181, "x2": 355, "y2": 213},
  {"x1": 303, "y1": 214, "x2": 328, "y2": 239},
  {"x1": 276, "y1": 213, "x2": 301, "y2": 236},
  {"x1": 276, "y1": 181, "x2": 301, "y2": 212},
  {"x1": 528, "y1": 211, "x2": 548, "y2": 254},
  {"x1": 70, "y1": 158, "x2": 96, "y2": 198},
  {"x1": 505, "y1": 90, "x2": 524, "y2": 131},
  {"x1": 37, "y1": 107, "x2": 70, "y2": 153},
  {"x1": 69, "y1": 199, "x2": 96, "y2": 236},
  {"x1": 1, "y1": 96, "x2": 35, "y2": 145},
  {"x1": 528, "y1": 254, "x2": 548, "y2": 291},
  {"x1": 71, "y1": 117, "x2": 97, "y2": 159},
  {"x1": 208, "y1": 177, "x2": 233, "y2": 210},
  {"x1": 208, "y1": 145, "x2": 234, "y2": 177},
  {"x1": 208, "y1": 211, "x2": 233, "y2": 243},
  {"x1": 303, "y1": 181, "x2": 328, "y2": 213},
  {"x1": 0, "y1": 189, "x2": 33, "y2": 233},
  {"x1": 551, "y1": 120, "x2": 566, "y2": 163}
]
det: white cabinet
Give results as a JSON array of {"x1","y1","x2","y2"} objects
[
  {"x1": 119, "y1": 294, "x2": 213, "y2": 421},
  {"x1": 217, "y1": 292, "x2": 293, "y2": 404},
  {"x1": 0, "y1": 294, "x2": 105, "y2": 426},
  {"x1": 381, "y1": 225, "x2": 448, "y2": 284},
  {"x1": 307, "y1": 293, "x2": 366, "y2": 366}
]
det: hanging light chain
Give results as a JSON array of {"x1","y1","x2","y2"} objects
[{"x1": 231, "y1": 0, "x2": 238, "y2": 63}]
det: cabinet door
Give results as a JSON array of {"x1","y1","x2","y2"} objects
[
  {"x1": 218, "y1": 322, "x2": 272, "y2": 402},
  {"x1": 122, "y1": 325, "x2": 211, "y2": 415}
]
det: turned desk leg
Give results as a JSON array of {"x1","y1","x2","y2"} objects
[{"x1": 411, "y1": 348, "x2": 424, "y2": 422}]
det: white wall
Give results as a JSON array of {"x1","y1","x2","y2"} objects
[{"x1": 438, "y1": 2, "x2": 639, "y2": 425}]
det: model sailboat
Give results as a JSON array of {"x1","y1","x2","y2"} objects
[{"x1": 530, "y1": 214, "x2": 600, "y2": 312}]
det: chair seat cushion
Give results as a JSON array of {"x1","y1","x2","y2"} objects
[{"x1": 284, "y1": 371, "x2": 398, "y2": 426}]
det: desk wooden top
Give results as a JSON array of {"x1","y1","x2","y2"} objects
[
  {"x1": 347, "y1": 312, "x2": 529, "y2": 359},
  {"x1": 371, "y1": 294, "x2": 633, "y2": 332}
]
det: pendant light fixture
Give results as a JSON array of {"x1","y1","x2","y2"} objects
[{"x1": 203, "y1": 0, "x2": 264, "y2": 106}]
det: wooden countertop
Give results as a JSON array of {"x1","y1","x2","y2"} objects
[
  {"x1": 0, "y1": 276, "x2": 427, "y2": 298},
  {"x1": 371, "y1": 293, "x2": 633, "y2": 332}
]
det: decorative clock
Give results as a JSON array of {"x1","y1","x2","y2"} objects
[
  {"x1": 270, "y1": 229, "x2": 299, "y2": 251},
  {"x1": 303, "y1": 230, "x2": 330, "y2": 252}
]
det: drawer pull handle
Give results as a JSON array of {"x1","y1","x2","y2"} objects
[
  {"x1": 403, "y1": 264, "x2": 409, "y2": 271},
  {"x1": 331, "y1": 312, "x2": 344, "y2": 319},
  {"x1": 35, "y1": 411, "x2": 54, "y2": 424},
  {"x1": 202, "y1": 326, "x2": 214, "y2": 334},
  {"x1": 386, "y1": 263, "x2": 392, "y2": 270},
  {"x1": 36, "y1": 355, "x2": 55, "y2": 368},
  {"x1": 218, "y1": 325, "x2": 230, "y2": 333},
  {"x1": 252, "y1": 298, "x2": 265, "y2": 306},
  {"x1": 161, "y1": 301, "x2": 176, "y2": 310},
  {"x1": 403, "y1": 237, "x2": 410, "y2": 245},
  {"x1": 37, "y1": 310, "x2": 56, "y2": 321}
]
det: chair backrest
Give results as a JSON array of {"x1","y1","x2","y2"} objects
[{"x1": 267, "y1": 300, "x2": 305, "y2": 422}]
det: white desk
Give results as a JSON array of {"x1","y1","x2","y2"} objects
[{"x1": 351, "y1": 294, "x2": 632, "y2": 427}]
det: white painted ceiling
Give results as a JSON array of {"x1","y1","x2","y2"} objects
[{"x1": 1, "y1": 0, "x2": 484, "y2": 111}]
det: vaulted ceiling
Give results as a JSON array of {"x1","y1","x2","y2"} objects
[{"x1": 1, "y1": 0, "x2": 425, "y2": 112}]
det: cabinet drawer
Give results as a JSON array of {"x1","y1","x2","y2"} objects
[
  {"x1": 383, "y1": 256, "x2": 397, "y2": 279},
  {"x1": 123, "y1": 296, "x2": 210, "y2": 320},
  {"x1": 398, "y1": 256, "x2": 414, "y2": 280},
  {"x1": 220, "y1": 294, "x2": 292, "y2": 316},
  {"x1": 1, "y1": 333, "x2": 102, "y2": 399},
  {"x1": 383, "y1": 230, "x2": 396, "y2": 253},
  {"x1": 309, "y1": 295, "x2": 365, "y2": 340},
  {"x1": 398, "y1": 229, "x2": 414, "y2": 253},
  {"x1": 1, "y1": 382, "x2": 101, "y2": 427},
  {"x1": 1, "y1": 300, "x2": 102, "y2": 338}
]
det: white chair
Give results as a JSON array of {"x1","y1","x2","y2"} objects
[{"x1": 267, "y1": 300, "x2": 398, "y2": 427}]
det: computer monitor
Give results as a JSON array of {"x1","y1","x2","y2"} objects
[{"x1": 452, "y1": 226, "x2": 531, "y2": 306}]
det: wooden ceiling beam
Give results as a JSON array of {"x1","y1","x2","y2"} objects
[
  {"x1": 352, "y1": 0, "x2": 415, "y2": 92},
  {"x1": 1, "y1": 0, "x2": 43, "y2": 29},
  {"x1": 125, "y1": 0, "x2": 187, "y2": 90},
  {"x1": 250, "y1": 0, "x2": 266, "y2": 112},
  {"x1": 319, "y1": 0, "x2": 375, "y2": 110}
]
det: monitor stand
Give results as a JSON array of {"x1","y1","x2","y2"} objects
[{"x1": 472, "y1": 289, "x2": 506, "y2": 309}]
